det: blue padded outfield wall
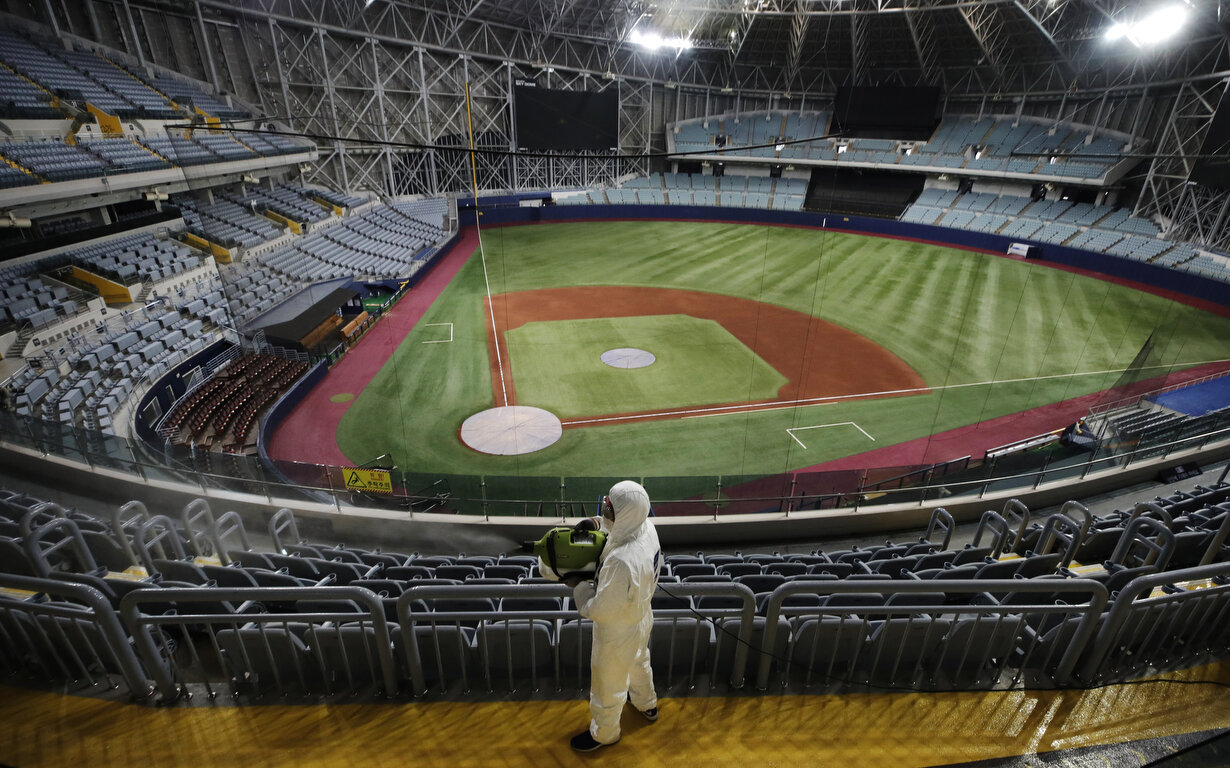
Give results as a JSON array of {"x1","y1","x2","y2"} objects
[{"x1": 456, "y1": 201, "x2": 1230, "y2": 310}]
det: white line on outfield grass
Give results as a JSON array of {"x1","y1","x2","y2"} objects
[
  {"x1": 557, "y1": 357, "x2": 1230, "y2": 427},
  {"x1": 421, "y1": 322, "x2": 453, "y2": 344},
  {"x1": 787, "y1": 422, "x2": 875, "y2": 449}
]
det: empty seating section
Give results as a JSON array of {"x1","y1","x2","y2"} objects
[
  {"x1": 901, "y1": 205, "x2": 942, "y2": 225},
  {"x1": 220, "y1": 200, "x2": 450, "y2": 325},
  {"x1": 234, "y1": 131, "x2": 311, "y2": 157},
  {"x1": 1, "y1": 482, "x2": 1227, "y2": 700},
  {"x1": 0, "y1": 140, "x2": 106, "y2": 182},
  {"x1": 55, "y1": 48, "x2": 177, "y2": 118},
  {"x1": 1033, "y1": 222, "x2": 1080, "y2": 245},
  {"x1": 556, "y1": 173, "x2": 805, "y2": 210},
  {"x1": 0, "y1": 134, "x2": 272, "y2": 186},
  {"x1": 67, "y1": 232, "x2": 201, "y2": 285},
  {"x1": 671, "y1": 112, "x2": 1132, "y2": 182},
  {"x1": 290, "y1": 184, "x2": 369, "y2": 210},
  {"x1": 253, "y1": 203, "x2": 442, "y2": 281},
  {"x1": 0, "y1": 60, "x2": 57, "y2": 118},
  {"x1": 1105, "y1": 235, "x2": 1171, "y2": 261},
  {"x1": 1179, "y1": 252, "x2": 1230, "y2": 282},
  {"x1": 177, "y1": 196, "x2": 282, "y2": 249},
  {"x1": 146, "y1": 72, "x2": 248, "y2": 119},
  {"x1": 895, "y1": 189, "x2": 1230, "y2": 280},
  {"x1": 0, "y1": 136, "x2": 310, "y2": 189},
  {"x1": 79, "y1": 138, "x2": 171, "y2": 173},
  {"x1": 0, "y1": 28, "x2": 253, "y2": 123},
  {"x1": 8, "y1": 287, "x2": 224, "y2": 431},
  {"x1": 191, "y1": 134, "x2": 258, "y2": 162},
  {"x1": 672, "y1": 111, "x2": 833, "y2": 160},
  {"x1": 223, "y1": 185, "x2": 331, "y2": 225},
  {"x1": 141, "y1": 135, "x2": 215, "y2": 166},
  {"x1": 221, "y1": 265, "x2": 303, "y2": 326},
  {"x1": 0, "y1": 271, "x2": 81, "y2": 330},
  {"x1": 159, "y1": 353, "x2": 309, "y2": 449},
  {"x1": 0, "y1": 30, "x2": 130, "y2": 115}
]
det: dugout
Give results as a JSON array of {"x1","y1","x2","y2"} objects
[{"x1": 257, "y1": 286, "x2": 359, "y2": 354}]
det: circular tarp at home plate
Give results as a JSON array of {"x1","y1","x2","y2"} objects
[
  {"x1": 460, "y1": 406, "x2": 563, "y2": 455},
  {"x1": 601, "y1": 347, "x2": 656, "y2": 369}
]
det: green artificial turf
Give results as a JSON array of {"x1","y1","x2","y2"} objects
[
  {"x1": 506, "y1": 315, "x2": 788, "y2": 418},
  {"x1": 336, "y1": 221, "x2": 1230, "y2": 484}
]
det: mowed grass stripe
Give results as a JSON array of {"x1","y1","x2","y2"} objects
[{"x1": 335, "y1": 221, "x2": 1230, "y2": 479}]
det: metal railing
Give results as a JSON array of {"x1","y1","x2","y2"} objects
[
  {"x1": 4, "y1": 563, "x2": 1226, "y2": 705},
  {"x1": 3, "y1": 411, "x2": 1230, "y2": 520}
]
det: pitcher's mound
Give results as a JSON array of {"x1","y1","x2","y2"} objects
[
  {"x1": 601, "y1": 348, "x2": 656, "y2": 369},
  {"x1": 460, "y1": 406, "x2": 563, "y2": 455}
]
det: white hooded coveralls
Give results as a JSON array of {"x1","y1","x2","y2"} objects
[{"x1": 572, "y1": 480, "x2": 661, "y2": 744}]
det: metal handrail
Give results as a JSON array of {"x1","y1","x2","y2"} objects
[{"x1": 0, "y1": 573, "x2": 154, "y2": 699}]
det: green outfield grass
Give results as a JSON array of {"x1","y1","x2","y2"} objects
[
  {"x1": 336, "y1": 221, "x2": 1230, "y2": 480},
  {"x1": 506, "y1": 315, "x2": 788, "y2": 418}
]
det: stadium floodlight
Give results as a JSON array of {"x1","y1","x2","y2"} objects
[
  {"x1": 1105, "y1": 4, "x2": 1189, "y2": 46},
  {"x1": 630, "y1": 28, "x2": 693, "y2": 51}
]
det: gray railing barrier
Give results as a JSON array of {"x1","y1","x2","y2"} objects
[
  {"x1": 1078, "y1": 560, "x2": 1230, "y2": 684},
  {"x1": 14, "y1": 567, "x2": 1230, "y2": 703},
  {"x1": 396, "y1": 581, "x2": 757, "y2": 697},
  {"x1": 120, "y1": 585, "x2": 397, "y2": 702},
  {"x1": 4, "y1": 409, "x2": 1230, "y2": 523},
  {"x1": 0, "y1": 573, "x2": 154, "y2": 699},
  {"x1": 111, "y1": 500, "x2": 154, "y2": 567},
  {"x1": 757, "y1": 578, "x2": 1110, "y2": 691},
  {"x1": 22, "y1": 516, "x2": 99, "y2": 577}
]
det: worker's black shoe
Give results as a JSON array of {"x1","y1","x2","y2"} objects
[
  {"x1": 570, "y1": 731, "x2": 617, "y2": 752},
  {"x1": 639, "y1": 707, "x2": 659, "y2": 723}
]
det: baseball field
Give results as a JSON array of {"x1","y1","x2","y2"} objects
[{"x1": 316, "y1": 220, "x2": 1230, "y2": 487}]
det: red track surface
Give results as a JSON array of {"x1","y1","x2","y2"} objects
[{"x1": 267, "y1": 230, "x2": 479, "y2": 466}]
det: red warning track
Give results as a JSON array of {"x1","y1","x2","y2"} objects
[{"x1": 484, "y1": 286, "x2": 928, "y2": 426}]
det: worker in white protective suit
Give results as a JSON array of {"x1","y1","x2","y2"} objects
[{"x1": 568, "y1": 480, "x2": 662, "y2": 752}]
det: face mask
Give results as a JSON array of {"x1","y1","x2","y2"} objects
[{"x1": 601, "y1": 495, "x2": 616, "y2": 524}]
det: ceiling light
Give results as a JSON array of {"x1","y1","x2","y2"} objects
[
  {"x1": 1105, "y1": 4, "x2": 1189, "y2": 46},
  {"x1": 1137, "y1": 4, "x2": 1188, "y2": 42},
  {"x1": 630, "y1": 28, "x2": 693, "y2": 51}
]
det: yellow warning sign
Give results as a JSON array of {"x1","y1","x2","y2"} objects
[{"x1": 343, "y1": 468, "x2": 393, "y2": 494}]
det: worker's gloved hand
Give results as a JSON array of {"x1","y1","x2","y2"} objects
[{"x1": 572, "y1": 578, "x2": 597, "y2": 607}]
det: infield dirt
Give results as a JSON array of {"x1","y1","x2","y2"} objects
[{"x1": 485, "y1": 286, "x2": 929, "y2": 425}]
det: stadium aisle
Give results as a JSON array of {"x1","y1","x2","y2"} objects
[{"x1": 2, "y1": 662, "x2": 1227, "y2": 767}]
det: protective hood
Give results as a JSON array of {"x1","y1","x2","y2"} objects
[{"x1": 605, "y1": 480, "x2": 651, "y2": 547}]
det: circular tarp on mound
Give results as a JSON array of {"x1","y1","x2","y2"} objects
[
  {"x1": 460, "y1": 405, "x2": 563, "y2": 456},
  {"x1": 600, "y1": 347, "x2": 656, "y2": 369}
]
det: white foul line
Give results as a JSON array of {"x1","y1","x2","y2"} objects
[
  {"x1": 421, "y1": 322, "x2": 454, "y2": 344},
  {"x1": 787, "y1": 422, "x2": 876, "y2": 449},
  {"x1": 558, "y1": 357, "x2": 1230, "y2": 427}
]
